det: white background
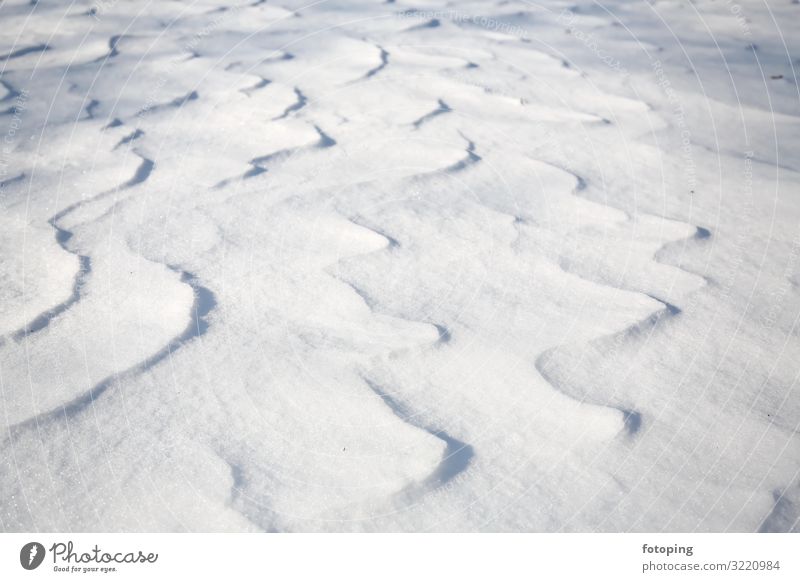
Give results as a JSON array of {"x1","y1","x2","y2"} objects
[{"x1": 1, "y1": 533, "x2": 797, "y2": 581}]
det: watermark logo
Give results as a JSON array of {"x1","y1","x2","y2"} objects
[{"x1": 20, "y1": 542, "x2": 46, "y2": 570}]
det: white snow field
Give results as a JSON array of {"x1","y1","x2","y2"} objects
[{"x1": 0, "y1": 0, "x2": 798, "y2": 532}]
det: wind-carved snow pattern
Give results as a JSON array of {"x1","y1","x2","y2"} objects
[
  {"x1": 272, "y1": 87, "x2": 307, "y2": 120},
  {"x1": 10, "y1": 152, "x2": 154, "y2": 341},
  {"x1": 361, "y1": 45, "x2": 389, "y2": 80},
  {"x1": 0, "y1": 0, "x2": 798, "y2": 533},
  {"x1": 6, "y1": 266, "x2": 215, "y2": 436},
  {"x1": 365, "y1": 378, "x2": 474, "y2": 492},
  {"x1": 0, "y1": 43, "x2": 49, "y2": 60}
]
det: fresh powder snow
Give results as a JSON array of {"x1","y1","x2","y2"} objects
[{"x1": 0, "y1": 0, "x2": 798, "y2": 532}]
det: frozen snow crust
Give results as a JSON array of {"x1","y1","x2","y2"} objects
[{"x1": 0, "y1": 0, "x2": 798, "y2": 531}]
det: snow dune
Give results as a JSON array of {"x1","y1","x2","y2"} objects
[{"x1": 0, "y1": 0, "x2": 798, "y2": 531}]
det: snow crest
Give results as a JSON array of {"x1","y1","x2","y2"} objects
[{"x1": 1, "y1": 0, "x2": 798, "y2": 532}]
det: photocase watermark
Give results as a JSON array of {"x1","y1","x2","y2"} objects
[
  {"x1": 0, "y1": 87, "x2": 29, "y2": 194},
  {"x1": 2, "y1": 87, "x2": 29, "y2": 145},
  {"x1": 721, "y1": 0, "x2": 753, "y2": 38},
  {"x1": 397, "y1": 9, "x2": 531, "y2": 41},
  {"x1": 18, "y1": 540, "x2": 159, "y2": 573},
  {"x1": 138, "y1": 5, "x2": 242, "y2": 117},
  {"x1": 19, "y1": 542, "x2": 46, "y2": 570},
  {"x1": 715, "y1": 150, "x2": 756, "y2": 307},
  {"x1": 760, "y1": 235, "x2": 800, "y2": 330},
  {"x1": 17, "y1": 540, "x2": 159, "y2": 574},
  {"x1": 652, "y1": 59, "x2": 696, "y2": 192},
  {"x1": 557, "y1": 10, "x2": 629, "y2": 78}
]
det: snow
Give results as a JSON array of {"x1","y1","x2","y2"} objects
[{"x1": 0, "y1": 0, "x2": 798, "y2": 532}]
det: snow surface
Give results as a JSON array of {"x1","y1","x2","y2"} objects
[{"x1": 0, "y1": 0, "x2": 799, "y2": 532}]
